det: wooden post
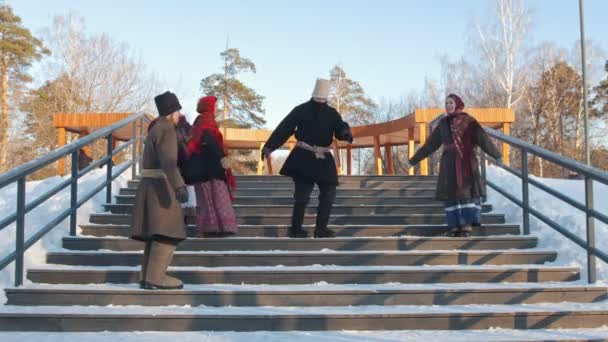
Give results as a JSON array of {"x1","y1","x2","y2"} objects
[
  {"x1": 502, "y1": 123, "x2": 510, "y2": 166},
  {"x1": 111, "y1": 136, "x2": 118, "y2": 165},
  {"x1": 57, "y1": 128, "x2": 67, "y2": 176},
  {"x1": 419, "y1": 123, "x2": 428, "y2": 175},
  {"x1": 373, "y1": 136, "x2": 382, "y2": 175},
  {"x1": 266, "y1": 157, "x2": 274, "y2": 175},
  {"x1": 408, "y1": 127, "x2": 415, "y2": 175},
  {"x1": 385, "y1": 143, "x2": 394, "y2": 175},
  {"x1": 333, "y1": 142, "x2": 342, "y2": 175},
  {"x1": 257, "y1": 142, "x2": 264, "y2": 175},
  {"x1": 346, "y1": 145, "x2": 352, "y2": 176}
]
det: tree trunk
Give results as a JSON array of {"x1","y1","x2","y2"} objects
[{"x1": 0, "y1": 54, "x2": 8, "y2": 172}]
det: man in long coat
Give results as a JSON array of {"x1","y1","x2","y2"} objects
[
  {"x1": 131, "y1": 91, "x2": 189, "y2": 289},
  {"x1": 262, "y1": 79, "x2": 353, "y2": 238}
]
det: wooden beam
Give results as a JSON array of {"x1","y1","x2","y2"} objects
[
  {"x1": 346, "y1": 145, "x2": 352, "y2": 176},
  {"x1": 257, "y1": 142, "x2": 264, "y2": 175},
  {"x1": 419, "y1": 123, "x2": 428, "y2": 176},
  {"x1": 57, "y1": 127, "x2": 67, "y2": 176},
  {"x1": 408, "y1": 127, "x2": 415, "y2": 175},
  {"x1": 385, "y1": 143, "x2": 394, "y2": 175},
  {"x1": 373, "y1": 136, "x2": 382, "y2": 175},
  {"x1": 266, "y1": 157, "x2": 273, "y2": 175},
  {"x1": 502, "y1": 123, "x2": 510, "y2": 166},
  {"x1": 333, "y1": 142, "x2": 342, "y2": 175}
]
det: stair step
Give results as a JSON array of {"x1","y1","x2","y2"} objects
[
  {"x1": 79, "y1": 223, "x2": 521, "y2": 238},
  {"x1": 1, "y1": 304, "x2": 606, "y2": 331},
  {"x1": 46, "y1": 250, "x2": 557, "y2": 267},
  {"x1": 127, "y1": 180, "x2": 439, "y2": 189},
  {"x1": 103, "y1": 203, "x2": 493, "y2": 215},
  {"x1": 115, "y1": 195, "x2": 443, "y2": 205},
  {"x1": 6, "y1": 284, "x2": 606, "y2": 306},
  {"x1": 133, "y1": 175, "x2": 440, "y2": 183},
  {"x1": 119, "y1": 188, "x2": 438, "y2": 197},
  {"x1": 62, "y1": 236, "x2": 538, "y2": 251},
  {"x1": 27, "y1": 266, "x2": 580, "y2": 285},
  {"x1": 88, "y1": 213, "x2": 506, "y2": 225}
]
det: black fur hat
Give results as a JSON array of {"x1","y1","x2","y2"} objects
[{"x1": 154, "y1": 91, "x2": 182, "y2": 116}]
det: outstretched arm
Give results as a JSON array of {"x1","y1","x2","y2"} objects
[
  {"x1": 409, "y1": 125, "x2": 443, "y2": 165},
  {"x1": 474, "y1": 123, "x2": 501, "y2": 161},
  {"x1": 262, "y1": 107, "x2": 300, "y2": 155}
]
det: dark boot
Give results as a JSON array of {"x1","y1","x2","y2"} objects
[
  {"x1": 288, "y1": 181, "x2": 314, "y2": 238},
  {"x1": 314, "y1": 227, "x2": 335, "y2": 238},
  {"x1": 138, "y1": 241, "x2": 152, "y2": 289},
  {"x1": 457, "y1": 224, "x2": 473, "y2": 238},
  {"x1": 447, "y1": 226, "x2": 460, "y2": 237},
  {"x1": 143, "y1": 239, "x2": 183, "y2": 290},
  {"x1": 314, "y1": 184, "x2": 336, "y2": 238}
]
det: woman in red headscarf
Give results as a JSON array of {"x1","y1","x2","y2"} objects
[
  {"x1": 184, "y1": 95, "x2": 237, "y2": 237},
  {"x1": 409, "y1": 94, "x2": 502, "y2": 237}
]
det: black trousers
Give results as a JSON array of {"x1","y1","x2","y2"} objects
[{"x1": 291, "y1": 181, "x2": 337, "y2": 231}]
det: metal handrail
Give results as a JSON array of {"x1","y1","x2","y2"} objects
[
  {"x1": 482, "y1": 127, "x2": 606, "y2": 283},
  {"x1": 0, "y1": 112, "x2": 151, "y2": 286}
]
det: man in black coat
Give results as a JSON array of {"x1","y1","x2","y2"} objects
[{"x1": 262, "y1": 78, "x2": 353, "y2": 238}]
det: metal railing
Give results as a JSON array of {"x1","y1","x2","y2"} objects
[
  {"x1": 481, "y1": 127, "x2": 608, "y2": 283},
  {"x1": 0, "y1": 112, "x2": 150, "y2": 286}
]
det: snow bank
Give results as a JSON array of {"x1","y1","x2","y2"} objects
[
  {"x1": 486, "y1": 165, "x2": 608, "y2": 281},
  {"x1": 0, "y1": 165, "x2": 131, "y2": 303}
]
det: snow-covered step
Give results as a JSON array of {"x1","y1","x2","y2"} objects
[
  {"x1": 62, "y1": 235, "x2": 538, "y2": 251},
  {"x1": 26, "y1": 265, "x2": 580, "y2": 285},
  {"x1": 116, "y1": 194, "x2": 444, "y2": 205},
  {"x1": 127, "y1": 179, "x2": 439, "y2": 189},
  {"x1": 45, "y1": 250, "x2": 557, "y2": 267},
  {"x1": 88, "y1": 213, "x2": 506, "y2": 225},
  {"x1": 78, "y1": 223, "x2": 521, "y2": 238},
  {"x1": 132, "y1": 174, "x2": 440, "y2": 183},
  {"x1": 119, "y1": 187, "x2": 439, "y2": 197},
  {"x1": 103, "y1": 203, "x2": 493, "y2": 215},
  {"x1": 1, "y1": 302, "x2": 608, "y2": 331},
  {"x1": 6, "y1": 283, "x2": 606, "y2": 307},
  {"x1": 4, "y1": 328, "x2": 608, "y2": 341}
]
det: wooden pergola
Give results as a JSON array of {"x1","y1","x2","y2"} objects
[
  {"x1": 223, "y1": 107, "x2": 514, "y2": 175},
  {"x1": 53, "y1": 113, "x2": 154, "y2": 175},
  {"x1": 53, "y1": 108, "x2": 514, "y2": 176}
]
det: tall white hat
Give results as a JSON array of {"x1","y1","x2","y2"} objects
[{"x1": 311, "y1": 78, "x2": 329, "y2": 100}]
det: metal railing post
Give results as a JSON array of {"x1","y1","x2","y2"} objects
[
  {"x1": 106, "y1": 134, "x2": 113, "y2": 206},
  {"x1": 480, "y1": 152, "x2": 487, "y2": 203},
  {"x1": 131, "y1": 121, "x2": 137, "y2": 179},
  {"x1": 15, "y1": 177, "x2": 26, "y2": 287},
  {"x1": 521, "y1": 149, "x2": 530, "y2": 235},
  {"x1": 70, "y1": 150, "x2": 79, "y2": 236},
  {"x1": 138, "y1": 117, "x2": 144, "y2": 175},
  {"x1": 585, "y1": 176, "x2": 596, "y2": 283}
]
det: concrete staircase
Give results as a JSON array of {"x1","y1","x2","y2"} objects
[{"x1": 2, "y1": 175, "x2": 608, "y2": 332}]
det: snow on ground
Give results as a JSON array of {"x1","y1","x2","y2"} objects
[
  {"x1": 486, "y1": 165, "x2": 608, "y2": 281},
  {"x1": 0, "y1": 165, "x2": 131, "y2": 303},
  {"x1": 2, "y1": 329, "x2": 608, "y2": 342}
]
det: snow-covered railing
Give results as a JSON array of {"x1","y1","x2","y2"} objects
[
  {"x1": 0, "y1": 112, "x2": 151, "y2": 287},
  {"x1": 482, "y1": 127, "x2": 608, "y2": 283}
]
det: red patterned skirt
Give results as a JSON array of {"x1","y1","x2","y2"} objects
[{"x1": 193, "y1": 179, "x2": 238, "y2": 234}]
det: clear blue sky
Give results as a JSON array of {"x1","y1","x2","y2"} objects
[{"x1": 9, "y1": 0, "x2": 608, "y2": 127}]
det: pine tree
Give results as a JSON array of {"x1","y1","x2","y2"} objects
[
  {"x1": 328, "y1": 65, "x2": 376, "y2": 125},
  {"x1": 200, "y1": 48, "x2": 265, "y2": 128},
  {"x1": 590, "y1": 60, "x2": 608, "y2": 117},
  {"x1": 0, "y1": 5, "x2": 49, "y2": 172}
]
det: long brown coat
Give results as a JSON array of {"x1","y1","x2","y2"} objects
[
  {"x1": 131, "y1": 116, "x2": 186, "y2": 241},
  {"x1": 410, "y1": 115, "x2": 501, "y2": 201}
]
